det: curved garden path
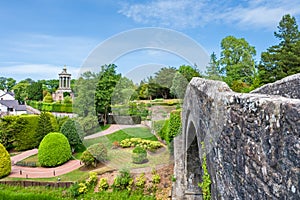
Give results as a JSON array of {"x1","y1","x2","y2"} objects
[
  {"x1": 8, "y1": 124, "x2": 147, "y2": 178},
  {"x1": 9, "y1": 149, "x2": 82, "y2": 178},
  {"x1": 84, "y1": 124, "x2": 146, "y2": 139}
]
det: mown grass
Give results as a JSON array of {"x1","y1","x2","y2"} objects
[
  {"x1": 83, "y1": 127, "x2": 158, "y2": 148},
  {"x1": 0, "y1": 184, "x2": 155, "y2": 200},
  {"x1": 0, "y1": 184, "x2": 65, "y2": 200}
]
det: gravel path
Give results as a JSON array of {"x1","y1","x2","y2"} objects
[
  {"x1": 84, "y1": 124, "x2": 146, "y2": 139},
  {"x1": 9, "y1": 149, "x2": 82, "y2": 178}
]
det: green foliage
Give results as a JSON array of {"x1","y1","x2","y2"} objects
[
  {"x1": 35, "y1": 112, "x2": 54, "y2": 146},
  {"x1": 95, "y1": 64, "x2": 121, "y2": 124},
  {"x1": 151, "y1": 169, "x2": 161, "y2": 184},
  {"x1": 0, "y1": 143, "x2": 11, "y2": 178},
  {"x1": 43, "y1": 93, "x2": 53, "y2": 103},
  {"x1": 76, "y1": 115, "x2": 99, "y2": 133},
  {"x1": 166, "y1": 109, "x2": 181, "y2": 143},
  {"x1": 98, "y1": 178, "x2": 109, "y2": 192},
  {"x1": 112, "y1": 77, "x2": 136, "y2": 104},
  {"x1": 0, "y1": 116, "x2": 18, "y2": 149},
  {"x1": 206, "y1": 52, "x2": 222, "y2": 81},
  {"x1": 87, "y1": 143, "x2": 108, "y2": 163},
  {"x1": 0, "y1": 77, "x2": 16, "y2": 91},
  {"x1": 198, "y1": 142, "x2": 211, "y2": 200},
  {"x1": 0, "y1": 115, "x2": 39, "y2": 151},
  {"x1": 170, "y1": 72, "x2": 189, "y2": 99},
  {"x1": 112, "y1": 169, "x2": 134, "y2": 191},
  {"x1": 219, "y1": 35, "x2": 256, "y2": 90},
  {"x1": 153, "y1": 119, "x2": 170, "y2": 141},
  {"x1": 38, "y1": 132, "x2": 71, "y2": 167},
  {"x1": 132, "y1": 146, "x2": 148, "y2": 164},
  {"x1": 12, "y1": 81, "x2": 30, "y2": 103},
  {"x1": 14, "y1": 115, "x2": 39, "y2": 150},
  {"x1": 178, "y1": 65, "x2": 201, "y2": 82},
  {"x1": 63, "y1": 95, "x2": 72, "y2": 104},
  {"x1": 135, "y1": 173, "x2": 146, "y2": 191},
  {"x1": 80, "y1": 150, "x2": 96, "y2": 167},
  {"x1": 73, "y1": 71, "x2": 99, "y2": 117},
  {"x1": 27, "y1": 100, "x2": 73, "y2": 113},
  {"x1": 120, "y1": 138, "x2": 163, "y2": 151},
  {"x1": 27, "y1": 82, "x2": 43, "y2": 101},
  {"x1": 60, "y1": 118, "x2": 84, "y2": 149},
  {"x1": 259, "y1": 14, "x2": 300, "y2": 84}
]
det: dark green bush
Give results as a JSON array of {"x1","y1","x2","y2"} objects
[
  {"x1": 0, "y1": 143, "x2": 11, "y2": 178},
  {"x1": 60, "y1": 118, "x2": 84, "y2": 149},
  {"x1": 132, "y1": 146, "x2": 147, "y2": 164},
  {"x1": 87, "y1": 143, "x2": 108, "y2": 163},
  {"x1": 38, "y1": 132, "x2": 71, "y2": 167}
]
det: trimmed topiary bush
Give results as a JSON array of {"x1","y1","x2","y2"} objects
[
  {"x1": 132, "y1": 146, "x2": 147, "y2": 164},
  {"x1": 0, "y1": 143, "x2": 11, "y2": 178},
  {"x1": 166, "y1": 109, "x2": 181, "y2": 143},
  {"x1": 38, "y1": 132, "x2": 71, "y2": 167},
  {"x1": 87, "y1": 143, "x2": 108, "y2": 163}
]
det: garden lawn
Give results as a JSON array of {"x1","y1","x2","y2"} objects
[
  {"x1": 83, "y1": 127, "x2": 157, "y2": 148},
  {"x1": 105, "y1": 146, "x2": 170, "y2": 170}
]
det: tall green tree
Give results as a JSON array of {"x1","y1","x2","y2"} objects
[
  {"x1": 35, "y1": 112, "x2": 53, "y2": 146},
  {"x1": 27, "y1": 82, "x2": 43, "y2": 101},
  {"x1": 170, "y1": 72, "x2": 189, "y2": 99},
  {"x1": 95, "y1": 64, "x2": 121, "y2": 124},
  {"x1": 206, "y1": 52, "x2": 222, "y2": 80},
  {"x1": 12, "y1": 81, "x2": 30, "y2": 103},
  {"x1": 219, "y1": 36, "x2": 256, "y2": 91},
  {"x1": 112, "y1": 77, "x2": 136, "y2": 104},
  {"x1": 0, "y1": 77, "x2": 16, "y2": 91},
  {"x1": 153, "y1": 67, "x2": 177, "y2": 99},
  {"x1": 178, "y1": 65, "x2": 201, "y2": 82},
  {"x1": 259, "y1": 14, "x2": 300, "y2": 84}
]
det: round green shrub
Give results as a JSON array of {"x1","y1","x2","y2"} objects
[
  {"x1": 38, "y1": 132, "x2": 71, "y2": 167},
  {"x1": 80, "y1": 150, "x2": 96, "y2": 167},
  {"x1": 0, "y1": 143, "x2": 11, "y2": 178},
  {"x1": 132, "y1": 146, "x2": 147, "y2": 164},
  {"x1": 87, "y1": 143, "x2": 108, "y2": 163}
]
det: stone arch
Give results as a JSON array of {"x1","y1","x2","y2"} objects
[{"x1": 185, "y1": 121, "x2": 202, "y2": 195}]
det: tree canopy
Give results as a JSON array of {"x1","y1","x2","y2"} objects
[{"x1": 259, "y1": 14, "x2": 300, "y2": 84}]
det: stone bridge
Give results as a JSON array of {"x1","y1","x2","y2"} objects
[{"x1": 173, "y1": 74, "x2": 300, "y2": 199}]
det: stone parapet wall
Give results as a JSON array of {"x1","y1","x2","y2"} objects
[
  {"x1": 173, "y1": 75, "x2": 300, "y2": 199},
  {"x1": 251, "y1": 73, "x2": 300, "y2": 99}
]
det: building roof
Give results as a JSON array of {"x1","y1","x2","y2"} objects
[
  {"x1": 0, "y1": 91, "x2": 15, "y2": 98},
  {"x1": 0, "y1": 100, "x2": 27, "y2": 111}
]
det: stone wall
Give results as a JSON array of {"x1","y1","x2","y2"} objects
[
  {"x1": 251, "y1": 73, "x2": 300, "y2": 99},
  {"x1": 173, "y1": 75, "x2": 300, "y2": 199}
]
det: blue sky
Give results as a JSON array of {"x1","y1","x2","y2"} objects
[{"x1": 1, "y1": 0, "x2": 300, "y2": 82}]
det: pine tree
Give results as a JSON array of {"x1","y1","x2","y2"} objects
[
  {"x1": 206, "y1": 52, "x2": 222, "y2": 81},
  {"x1": 35, "y1": 112, "x2": 53, "y2": 146},
  {"x1": 259, "y1": 14, "x2": 300, "y2": 84}
]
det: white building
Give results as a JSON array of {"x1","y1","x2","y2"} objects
[
  {"x1": 0, "y1": 100, "x2": 27, "y2": 116},
  {"x1": 0, "y1": 90, "x2": 15, "y2": 100}
]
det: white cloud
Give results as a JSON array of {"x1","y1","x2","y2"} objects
[
  {"x1": 119, "y1": 0, "x2": 300, "y2": 30},
  {"x1": 0, "y1": 64, "x2": 80, "y2": 81}
]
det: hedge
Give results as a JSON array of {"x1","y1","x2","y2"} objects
[
  {"x1": 38, "y1": 132, "x2": 71, "y2": 167},
  {"x1": 166, "y1": 109, "x2": 181, "y2": 143},
  {"x1": 153, "y1": 119, "x2": 169, "y2": 141},
  {"x1": 27, "y1": 100, "x2": 73, "y2": 113},
  {"x1": 0, "y1": 143, "x2": 11, "y2": 178},
  {"x1": 14, "y1": 115, "x2": 39, "y2": 151}
]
